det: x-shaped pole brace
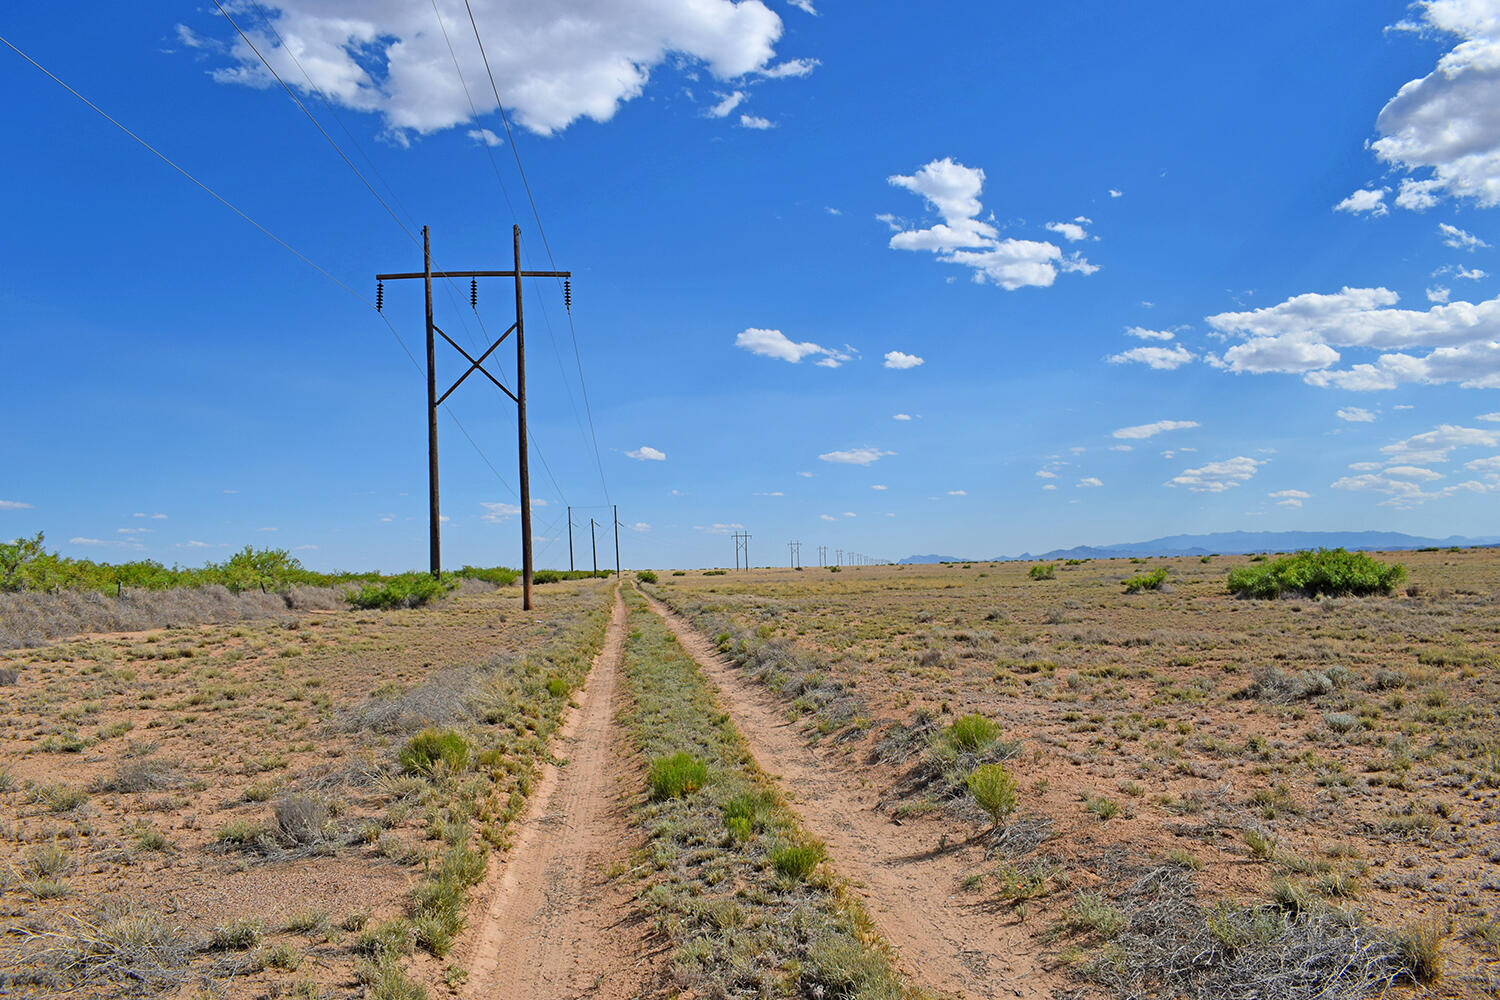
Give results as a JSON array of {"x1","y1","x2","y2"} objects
[{"x1": 435, "y1": 323, "x2": 518, "y2": 406}]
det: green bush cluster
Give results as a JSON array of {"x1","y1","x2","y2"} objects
[
  {"x1": 966, "y1": 762, "x2": 1018, "y2": 828},
  {"x1": 1, "y1": 531, "x2": 520, "y2": 601},
  {"x1": 346, "y1": 573, "x2": 454, "y2": 610},
  {"x1": 636, "y1": 569, "x2": 659, "y2": 584},
  {"x1": 1028, "y1": 564, "x2": 1056, "y2": 580},
  {"x1": 532, "y1": 569, "x2": 609, "y2": 585},
  {"x1": 1122, "y1": 567, "x2": 1168, "y2": 593},
  {"x1": 1226, "y1": 548, "x2": 1407, "y2": 599}
]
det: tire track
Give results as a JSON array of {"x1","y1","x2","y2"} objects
[
  {"x1": 641, "y1": 590, "x2": 1049, "y2": 1000},
  {"x1": 460, "y1": 586, "x2": 657, "y2": 999}
]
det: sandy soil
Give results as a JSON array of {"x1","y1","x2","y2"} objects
[
  {"x1": 458, "y1": 586, "x2": 662, "y2": 999},
  {"x1": 643, "y1": 589, "x2": 1052, "y2": 1000}
]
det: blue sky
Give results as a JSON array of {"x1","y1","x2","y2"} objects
[{"x1": 3, "y1": 1, "x2": 1499, "y2": 570}]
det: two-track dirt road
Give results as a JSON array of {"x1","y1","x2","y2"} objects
[{"x1": 455, "y1": 584, "x2": 1041, "y2": 999}]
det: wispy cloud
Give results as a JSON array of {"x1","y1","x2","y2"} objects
[
  {"x1": 818, "y1": 447, "x2": 893, "y2": 466},
  {"x1": 1166, "y1": 456, "x2": 1265, "y2": 493},
  {"x1": 1112, "y1": 419, "x2": 1199, "y2": 440}
]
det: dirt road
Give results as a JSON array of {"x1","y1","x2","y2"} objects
[
  {"x1": 642, "y1": 591, "x2": 1048, "y2": 1000},
  {"x1": 460, "y1": 587, "x2": 658, "y2": 999}
]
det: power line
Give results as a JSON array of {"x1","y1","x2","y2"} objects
[
  {"x1": 460, "y1": 0, "x2": 611, "y2": 504},
  {"x1": 0, "y1": 30, "x2": 517, "y2": 504}
]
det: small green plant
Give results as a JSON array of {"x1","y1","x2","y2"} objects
[
  {"x1": 545, "y1": 675, "x2": 570, "y2": 698},
  {"x1": 647, "y1": 752, "x2": 709, "y2": 800},
  {"x1": 1061, "y1": 892, "x2": 1127, "y2": 938},
  {"x1": 946, "y1": 712, "x2": 1000, "y2": 752},
  {"x1": 1028, "y1": 563, "x2": 1056, "y2": 581},
  {"x1": 636, "y1": 569, "x2": 658, "y2": 584},
  {"x1": 967, "y1": 763, "x2": 1018, "y2": 828},
  {"x1": 1122, "y1": 567, "x2": 1168, "y2": 593},
  {"x1": 1085, "y1": 796, "x2": 1121, "y2": 820},
  {"x1": 770, "y1": 841, "x2": 826, "y2": 881},
  {"x1": 399, "y1": 728, "x2": 469, "y2": 775},
  {"x1": 1243, "y1": 826, "x2": 1277, "y2": 859}
]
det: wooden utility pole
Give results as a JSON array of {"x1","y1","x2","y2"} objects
[
  {"x1": 590, "y1": 518, "x2": 599, "y2": 576},
  {"x1": 613, "y1": 504, "x2": 621, "y2": 578},
  {"x1": 567, "y1": 506, "x2": 574, "y2": 572},
  {"x1": 376, "y1": 225, "x2": 569, "y2": 610}
]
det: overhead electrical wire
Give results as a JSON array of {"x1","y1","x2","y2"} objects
[
  {"x1": 460, "y1": 0, "x2": 613, "y2": 504},
  {"x1": 0, "y1": 30, "x2": 518, "y2": 503}
]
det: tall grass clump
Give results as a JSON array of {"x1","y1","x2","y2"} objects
[
  {"x1": 1227, "y1": 549, "x2": 1407, "y2": 599},
  {"x1": 648, "y1": 751, "x2": 709, "y2": 800},
  {"x1": 398, "y1": 728, "x2": 469, "y2": 775}
]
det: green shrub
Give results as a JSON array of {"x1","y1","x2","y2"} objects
[
  {"x1": 1028, "y1": 563, "x2": 1056, "y2": 580},
  {"x1": 1122, "y1": 567, "x2": 1168, "y2": 593},
  {"x1": 967, "y1": 763, "x2": 1018, "y2": 828},
  {"x1": 946, "y1": 712, "x2": 1000, "y2": 752},
  {"x1": 347, "y1": 573, "x2": 453, "y2": 610},
  {"x1": 545, "y1": 675, "x2": 570, "y2": 698},
  {"x1": 770, "y1": 841, "x2": 826, "y2": 881},
  {"x1": 532, "y1": 569, "x2": 607, "y2": 584},
  {"x1": 454, "y1": 565, "x2": 518, "y2": 587},
  {"x1": 1226, "y1": 549, "x2": 1407, "y2": 599},
  {"x1": 636, "y1": 569, "x2": 658, "y2": 584},
  {"x1": 399, "y1": 729, "x2": 469, "y2": 776},
  {"x1": 647, "y1": 752, "x2": 708, "y2": 800},
  {"x1": 1063, "y1": 892, "x2": 1127, "y2": 938}
]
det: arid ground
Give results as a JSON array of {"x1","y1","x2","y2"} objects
[{"x1": 2, "y1": 551, "x2": 1497, "y2": 998}]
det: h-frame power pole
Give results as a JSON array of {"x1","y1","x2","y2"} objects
[
  {"x1": 377, "y1": 225, "x2": 569, "y2": 611},
  {"x1": 732, "y1": 531, "x2": 751, "y2": 572},
  {"x1": 788, "y1": 541, "x2": 801, "y2": 569}
]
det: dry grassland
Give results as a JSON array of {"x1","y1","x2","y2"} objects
[
  {"x1": 0, "y1": 579, "x2": 614, "y2": 999},
  {"x1": 648, "y1": 550, "x2": 1500, "y2": 997}
]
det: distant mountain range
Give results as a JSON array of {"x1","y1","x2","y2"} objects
[{"x1": 898, "y1": 530, "x2": 1500, "y2": 565}]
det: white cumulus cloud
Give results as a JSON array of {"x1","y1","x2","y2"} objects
[
  {"x1": 626, "y1": 445, "x2": 667, "y2": 461},
  {"x1": 1334, "y1": 188, "x2": 1389, "y2": 216},
  {"x1": 1107, "y1": 345, "x2": 1195, "y2": 370},
  {"x1": 1166, "y1": 456, "x2": 1264, "y2": 493},
  {"x1": 1369, "y1": 4, "x2": 1500, "y2": 209},
  {"x1": 1336, "y1": 407, "x2": 1377, "y2": 422},
  {"x1": 885, "y1": 158, "x2": 1096, "y2": 289},
  {"x1": 200, "y1": 0, "x2": 794, "y2": 139},
  {"x1": 883, "y1": 350, "x2": 924, "y2": 369},
  {"x1": 1126, "y1": 326, "x2": 1175, "y2": 341},
  {"x1": 734, "y1": 327, "x2": 853, "y2": 367},
  {"x1": 1205, "y1": 286, "x2": 1500, "y2": 389}
]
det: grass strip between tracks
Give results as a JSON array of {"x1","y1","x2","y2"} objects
[{"x1": 619, "y1": 585, "x2": 929, "y2": 999}]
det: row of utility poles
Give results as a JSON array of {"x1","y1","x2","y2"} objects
[
  {"x1": 379, "y1": 225, "x2": 620, "y2": 610},
  {"x1": 727, "y1": 535, "x2": 881, "y2": 570},
  {"x1": 566, "y1": 505, "x2": 622, "y2": 579}
]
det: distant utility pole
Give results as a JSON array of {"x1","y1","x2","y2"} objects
[
  {"x1": 590, "y1": 518, "x2": 599, "y2": 577},
  {"x1": 732, "y1": 531, "x2": 751, "y2": 571},
  {"x1": 836, "y1": 548, "x2": 843, "y2": 568},
  {"x1": 376, "y1": 225, "x2": 569, "y2": 611},
  {"x1": 613, "y1": 504, "x2": 621, "y2": 579},
  {"x1": 788, "y1": 541, "x2": 801, "y2": 569},
  {"x1": 818, "y1": 545, "x2": 827, "y2": 567},
  {"x1": 567, "y1": 506, "x2": 574, "y2": 572}
]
